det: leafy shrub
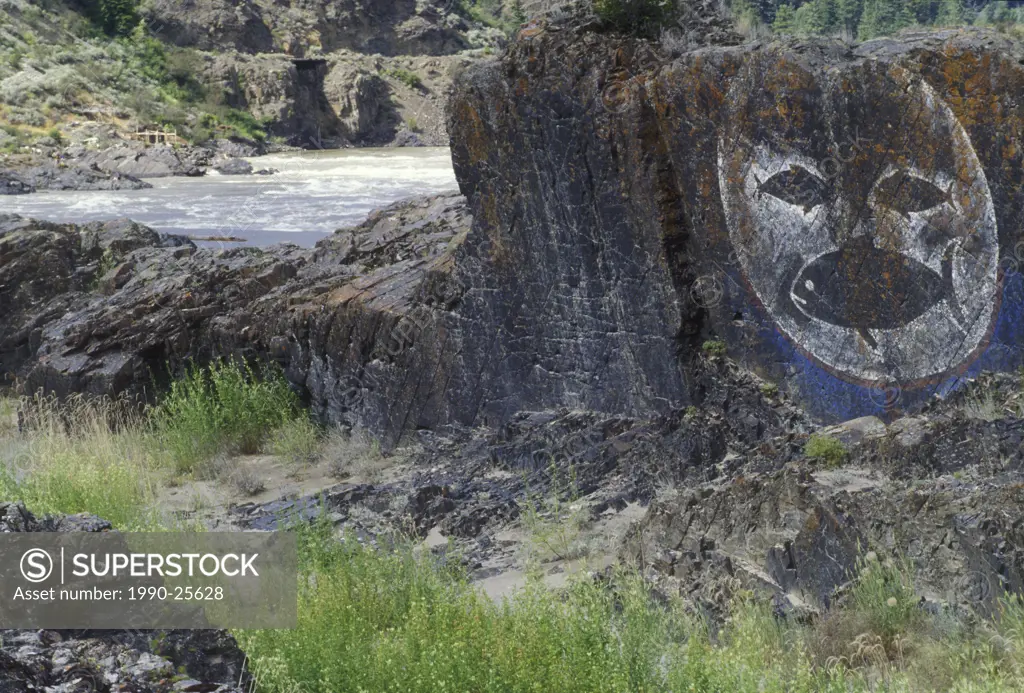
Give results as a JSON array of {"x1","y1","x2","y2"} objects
[
  {"x1": 519, "y1": 463, "x2": 591, "y2": 565},
  {"x1": 147, "y1": 360, "x2": 300, "y2": 473},
  {"x1": 322, "y1": 428, "x2": 390, "y2": 482},
  {"x1": 0, "y1": 124, "x2": 26, "y2": 152},
  {"x1": 82, "y1": 0, "x2": 141, "y2": 37},
  {"x1": 198, "y1": 108, "x2": 271, "y2": 142},
  {"x1": 458, "y1": 0, "x2": 503, "y2": 29},
  {"x1": 385, "y1": 67, "x2": 424, "y2": 89},
  {"x1": 126, "y1": 31, "x2": 169, "y2": 84},
  {"x1": 8, "y1": 48, "x2": 25, "y2": 70},
  {"x1": 163, "y1": 48, "x2": 207, "y2": 102},
  {"x1": 804, "y1": 434, "x2": 848, "y2": 468},
  {"x1": 702, "y1": 339, "x2": 727, "y2": 357},
  {"x1": 225, "y1": 463, "x2": 266, "y2": 496}
]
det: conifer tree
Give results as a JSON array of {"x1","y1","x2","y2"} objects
[
  {"x1": 773, "y1": 3, "x2": 797, "y2": 34},
  {"x1": 835, "y1": 0, "x2": 864, "y2": 36},
  {"x1": 858, "y1": 0, "x2": 914, "y2": 39},
  {"x1": 83, "y1": 0, "x2": 140, "y2": 36},
  {"x1": 936, "y1": 0, "x2": 966, "y2": 25},
  {"x1": 795, "y1": 0, "x2": 831, "y2": 35}
]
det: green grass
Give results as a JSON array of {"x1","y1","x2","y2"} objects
[
  {"x1": 849, "y1": 552, "x2": 923, "y2": 642},
  {"x1": 0, "y1": 361, "x2": 304, "y2": 524},
  {"x1": 239, "y1": 519, "x2": 687, "y2": 693},
  {"x1": 805, "y1": 434, "x2": 848, "y2": 468},
  {"x1": 238, "y1": 522, "x2": 1024, "y2": 693},
  {"x1": 267, "y1": 416, "x2": 323, "y2": 467},
  {"x1": 0, "y1": 393, "x2": 161, "y2": 529},
  {"x1": 147, "y1": 359, "x2": 301, "y2": 474},
  {"x1": 963, "y1": 388, "x2": 1007, "y2": 422},
  {"x1": 519, "y1": 463, "x2": 591, "y2": 565},
  {"x1": 0, "y1": 360, "x2": 304, "y2": 525},
  {"x1": 3, "y1": 370, "x2": 1024, "y2": 692},
  {"x1": 0, "y1": 123, "x2": 28, "y2": 153}
]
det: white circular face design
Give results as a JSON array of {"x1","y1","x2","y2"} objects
[{"x1": 717, "y1": 66, "x2": 999, "y2": 385}]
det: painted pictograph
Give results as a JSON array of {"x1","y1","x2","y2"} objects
[{"x1": 717, "y1": 64, "x2": 1000, "y2": 385}]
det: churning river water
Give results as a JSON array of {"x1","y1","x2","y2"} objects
[{"x1": 0, "y1": 147, "x2": 459, "y2": 248}]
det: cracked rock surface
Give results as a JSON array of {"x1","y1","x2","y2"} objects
[{"x1": 0, "y1": 502, "x2": 249, "y2": 693}]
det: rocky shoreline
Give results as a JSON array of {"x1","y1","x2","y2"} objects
[
  {"x1": 2, "y1": 192, "x2": 1021, "y2": 620},
  {"x1": 0, "y1": 131, "x2": 284, "y2": 194},
  {"x1": 4, "y1": 7, "x2": 1024, "y2": 689}
]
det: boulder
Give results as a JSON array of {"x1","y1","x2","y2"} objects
[
  {"x1": 68, "y1": 143, "x2": 211, "y2": 178},
  {"x1": 211, "y1": 137, "x2": 264, "y2": 158},
  {"x1": 0, "y1": 172, "x2": 33, "y2": 195},
  {"x1": 18, "y1": 163, "x2": 152, "y2": 191},
  {"x1": 213, "y1": 157, "x2": 255, "y2": 175}
]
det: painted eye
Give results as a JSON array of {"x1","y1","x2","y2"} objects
[
  {"x1": 758, "y1": 165, "x2": 828, "y2": 213},
  {"x1": 874, "y1": 171, "x2": 950, "y2": 215}
]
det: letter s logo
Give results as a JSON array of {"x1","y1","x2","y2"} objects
[{"x1": 20, "y1": 549, "x2": 53, "y2": 583}]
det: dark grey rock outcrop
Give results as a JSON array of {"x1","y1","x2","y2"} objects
[
  {"x1": 446, "y1": 25, "x2": 1024, "y2": 425},
  {"x1": 0, "y1": 195, "x2": 469, "y2": 433},
  {"x1": 0, "y1": 501, "x2": 250, "y2": 692},
  {"x1": 0, "y1": 172, "x2": 33, "y2": 195},
  {"x1": 623, "y1": 373, "x2": 1024, "y2": 617},
  {"x1": 8, "y1": 27, "x2": 1024, "y2": 443},
  {"x1": 17, "y1": 163, "x2": 152, "y2": 191},
  {"x1": 144, "y1": 0, "x2": 471, "y2": 57},
  {"x1": 66, "y1": 143, "x2": 211, "y2": 178},
  {"x1": 212, "y1": 158, "x2": 255, "y2": 175}
]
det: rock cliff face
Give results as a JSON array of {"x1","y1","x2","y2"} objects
[
  {"x1": 145, "y1": 0, "x2": 471, "y2": 57},
  {"x1": 204, "y1": 51, "x2": 470, "y2": 146},
  {"x1": 7, "y1": 25, "x2": 1024, "y2": 439},
  {"x1": 448, "y1": 24, "x2": 1024, "y2": 424}
]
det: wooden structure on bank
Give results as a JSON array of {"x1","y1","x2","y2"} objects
[{"x1": 124, "y1": 127, "x2": 184, "y2": 146}]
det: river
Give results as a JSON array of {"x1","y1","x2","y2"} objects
[{"x1": 0, "y1": 148, "x2": 459, "y2": 247}]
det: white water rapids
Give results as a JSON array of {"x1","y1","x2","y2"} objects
[{"x1": 0, "y1": 147, "x2": 459, "y2": 247}]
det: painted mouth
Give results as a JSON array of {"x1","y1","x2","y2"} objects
[{"x1": 789, "y1": 236, "x2": 963, "y2": 347}]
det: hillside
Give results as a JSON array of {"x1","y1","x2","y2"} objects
[
  {"x1": 0, "y1": 0, "x2": 525, "y2": 152},
  {"x1": 2, "y1": 1, "x2": 1021, "y2": 157}
]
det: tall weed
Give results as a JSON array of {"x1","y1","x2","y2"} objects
[{"x1": 148, "y1": 360, "x2": 299, "y2": 473}]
